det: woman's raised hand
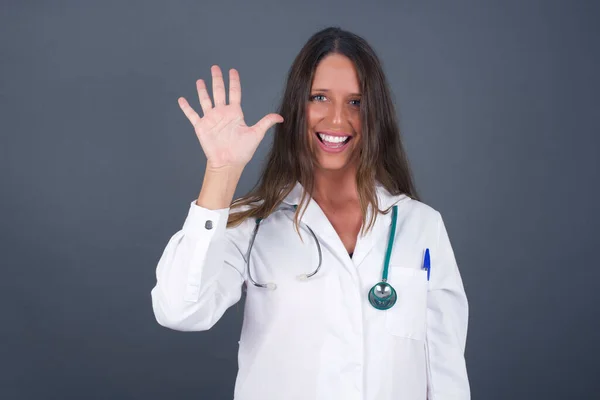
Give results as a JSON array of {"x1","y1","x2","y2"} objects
[{"x1": 178, "y1": 65, "x2": 284, "y2": 170}]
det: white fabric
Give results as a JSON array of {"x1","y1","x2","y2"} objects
[{"x1": 151, "y1": 181, "x2": 470, "y2": 399}]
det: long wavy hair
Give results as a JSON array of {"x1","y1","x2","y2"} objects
[{"x1": 227, "y1": 27, "x2": 420, "y2": 238}]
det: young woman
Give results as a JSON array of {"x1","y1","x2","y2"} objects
[{"x1": 151, "y1": 27, "x2": 470, "y2": 400}]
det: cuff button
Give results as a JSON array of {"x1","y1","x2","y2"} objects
[{"x1": 204, "y1": 220, "x2": 213, "y2": 230}]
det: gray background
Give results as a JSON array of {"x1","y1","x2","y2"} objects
[{"x1": 2, "y1": 0, "x2": 598, "y2": 399}]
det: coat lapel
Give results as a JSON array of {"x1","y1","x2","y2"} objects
[
  {"x1": 281, "y1": 182, "x2": 348, "y2": 265},
  {"x1": 351, "y1": 182, "x2": 409, "y2": 267}
]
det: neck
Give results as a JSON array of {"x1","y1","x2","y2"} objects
[{"x1": 312, "y1": 165, "x2": 359, "y2": 209}]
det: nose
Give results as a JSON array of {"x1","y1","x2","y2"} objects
[{"x1": 329, "y1": 102, "x2": 346, "y2": 126}]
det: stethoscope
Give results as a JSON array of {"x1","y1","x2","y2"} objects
[{"x1": 246, "y1": 203, "x2": 399, "y2": 310}]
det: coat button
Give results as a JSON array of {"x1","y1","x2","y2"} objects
[{"x1": 204, "y1": 220, "x2": 213, "y2": 230}]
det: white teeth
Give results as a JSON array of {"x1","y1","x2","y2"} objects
[{"x1": 318, "y1": 133, "x2": 350, "y2": 143}]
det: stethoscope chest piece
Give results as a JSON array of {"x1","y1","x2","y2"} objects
[{"x1": 368, "y1": 281, "x2": 397, "y2": 310}]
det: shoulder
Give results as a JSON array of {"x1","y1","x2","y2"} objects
[
  {"x1": 377, "y1": 181, "x2": 441, "y2": 224},
  {"x1": 403, "y1": 196, "x2": 440, "y2": 218},
  {"x1": 394, "y1": 195, "x2": 443, "y2": 231},
  {"x1": 225, "y1": 198, "x2": 265, "y2": 238}
]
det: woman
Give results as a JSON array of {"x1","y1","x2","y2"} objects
[{"x1": 151, "y1": 27, "x2": 470, "y2": 400}]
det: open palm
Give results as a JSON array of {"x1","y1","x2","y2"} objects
[{"x1": 178, "y1": 65, "x2": 284, "y2": 170}]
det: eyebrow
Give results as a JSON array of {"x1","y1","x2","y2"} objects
[{"x1": 311, "y1": 89, "x2": 362, "y2": 96}]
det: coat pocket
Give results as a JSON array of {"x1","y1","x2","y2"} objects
[{"x1": 384, "y1": 266, "x2": 428, "y2": 340}]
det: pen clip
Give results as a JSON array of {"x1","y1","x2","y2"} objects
[{"x1": 423, "y1": 248, "x2": 430, "y2": 281}]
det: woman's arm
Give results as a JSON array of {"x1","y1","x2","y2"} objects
[
  {"x1": 150, "y1": 167, "x2": 249, "y2": 332},
  {"x1": 425, "y1": 212, "x2": 471, "y2": 399}
]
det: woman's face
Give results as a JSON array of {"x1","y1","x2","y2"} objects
[{"x1": 307, "y1": 53, "x2": 362, "y2": 171}]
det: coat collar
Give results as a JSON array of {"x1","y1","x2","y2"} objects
[
  {"x1": 281, "y1": 180, "x2": 406, "y2": 210},
  {"x1": 280, "y1": 181, "x2": 410, "y2": 268}
]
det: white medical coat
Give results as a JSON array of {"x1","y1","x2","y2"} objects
[{"x1": 151, "y1": 181, "x2": 470, "y2": 399}]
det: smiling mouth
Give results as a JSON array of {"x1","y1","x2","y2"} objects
[{"x1": 315, "y1": 132, "x2": 352, "y2": 146}]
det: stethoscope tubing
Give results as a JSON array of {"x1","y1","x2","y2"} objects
[{"x1": 246, "y1": 205, "x2": 323, "y2": 290}]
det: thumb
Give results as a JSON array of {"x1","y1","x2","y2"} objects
[{"x1": 250, "y1": 113, "x2": 284, "y2": 137}]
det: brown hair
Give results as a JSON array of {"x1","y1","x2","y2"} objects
[{"x1": 227, "y1": 27, "x2": 420, "y2": 238}]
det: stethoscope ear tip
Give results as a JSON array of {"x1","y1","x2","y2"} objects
[
  {"x1": 266, "y1": 282, "x2": 277, "y2": 290},
  {"x1": 296, "y1": 274, "x2": 308, "y2": 281}
]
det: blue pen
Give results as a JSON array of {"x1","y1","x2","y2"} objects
[{"x1": 423, "y1": 248, "x2": 430, "y2": 281}]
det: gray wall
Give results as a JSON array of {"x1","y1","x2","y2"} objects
[{"x1": 2, "y1": 0, "x2": 598, "y2": 399}]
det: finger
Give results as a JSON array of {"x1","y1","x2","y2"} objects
[
  {"x1": 250, "y1": 113, "x2": 284, "y2": 137},
  {"x1": 196, "y1": 79, "x2": 213, "y2": 116},
  {"x1": 229, "y1": 68, "x2": 241, "y2": 105},
  {"x1": 177, "y1": 97, "x2": 201, "y2": 127},
  {"x1": 211, "y1": 65, "x2": 226, "y2": 107}
]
